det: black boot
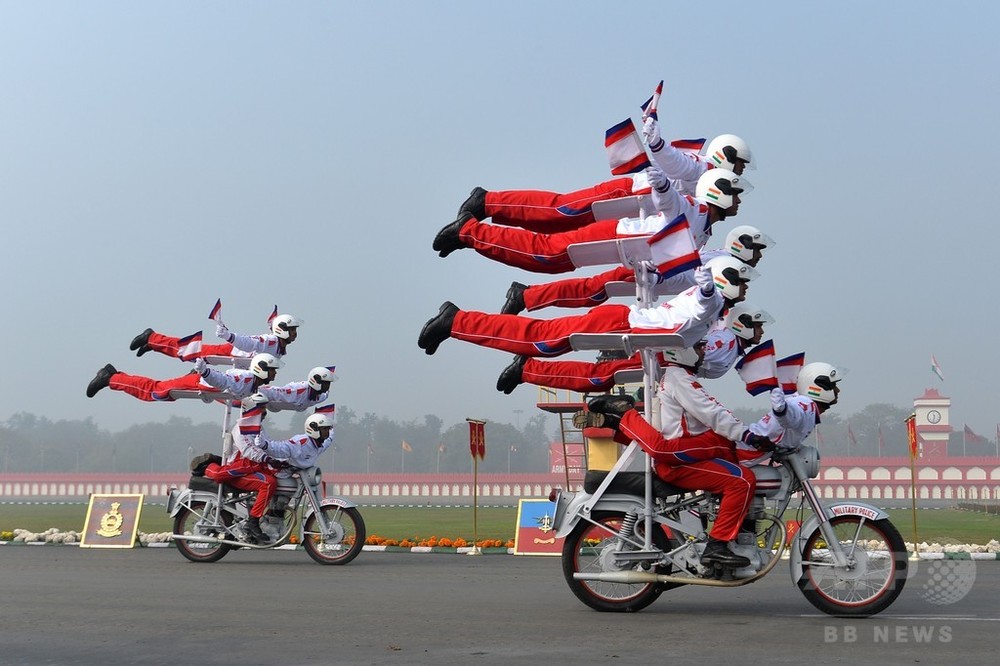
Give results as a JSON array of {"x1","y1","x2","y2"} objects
[
  {"x1": 86, "y1": 364, "x2": 117, "y2": 398},
  {"x1": 500, "y1": 281, "x2": 527, "y2": 315},
  {"x1": 433, "y1": 212, "x2": 473, "y2": 257},
  {"x1": 700, "y1": 538, "x2": 750, "y2": 567},
  {"x1": 587, "y1": 393, "x2": 636, "y2": 417},
  {"x1": 130, "y1": 328, "x2": 153, "y2": 352},
  {"x1": 245, "y1": 516, "x2": 271, "y2": 544},
  {"x1": 572, "y1": 410, "x2": 620, "y2": 430},
  {"x1": 457, "y1": 186, "x2": 487, "y2": 220},
  {"x1": 496, "y1": 355, "x2": 527, "y2": 394},
  {"x1": 417, "y1": 301, "x2": 459, "y2": 355}
]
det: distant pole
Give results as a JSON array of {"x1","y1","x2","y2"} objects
[{"x1": 513, "y1": 409, "x2": 523, "y2": 431}]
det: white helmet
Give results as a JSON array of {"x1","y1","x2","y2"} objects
[
  {"x1": 724, "y1": 302, "x2": 774, "y2": 340},
  {"x1": 307, "y1": 366, "x2": 338, "y2": 391},
  {"x1": 706, "y1": 255, "x2": 759, "y2": 301},
  {"x1": 271, "y1": 314, "x2": 303, "y2": 339},
  {"x1": 305, "y1": 410, "x2": 336, "y2": 439},
  {"x1": 660, "y1": 345, "x2": 701, "y2": 368},
  {"x1": 704, "y1": 134, "x2": 754, "y2": 171},
  {"x1": 797, "y1": 362, "x2": 842, "y2": 404},
  {"x1": 725, "y1": 225, "x2": 774, "y2": 263},
  {"x1": 250, "y1": 352, "x2": 281, "y2": 380},
  {"x1": 695, "y1": 169, "x2": 753, "y2": 210}
]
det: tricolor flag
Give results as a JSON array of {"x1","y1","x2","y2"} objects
[
  {"x1": 177, "y1": 331, "x2": 203, "y2": 361},
  {"x1": 776, "y1": 352, "x2": 805, "y2": 394},
  {"x1": 208, "y1": 298, "x2": 223, "y2": 322},
  {"x1": 670, "y1": 137, "x2": 707, "y2": 153},
  {"x1": 401, "y1": 439, "x2": 413, "y2": 452},
  {"x1": 267, "y1": 305, "x2": 278, "y2": 326},
  {"x1": 647, "y1": 213, "x2": 701, "y2": 278},
  {"x1": 640, "y1": 79, "x2": 663, "y2": 120},
  {"x1": 931, "y1": 355, "x2": 944, "y2": 381},
  {"x1": 314, "y1": 403, "x2": 336, "y2": 415},
  {"x1": 467, "y1": 418, "x2": 486, "y2": 459},
  {"x1": 238, "y1": 403, "x2": 265, "y2": 436},
  {"x1": 734, "y1": 339, "x2": 777, "y2": 396},
  {"x1": 605, "y1": 118, "x2": 651, "y2": 176}
]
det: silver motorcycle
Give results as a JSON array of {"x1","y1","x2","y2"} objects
[
  {"x1": 549, "y1": 441, "x2": 908, "y2": 616},
  {"x1": 167, "y1": 460, "x2": 365, "y2": 565}
]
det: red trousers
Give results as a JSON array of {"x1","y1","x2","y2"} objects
[
  {"x1": 616, "y1": 410, "x2": 755, "y2": 542},
  {"x1": 452, "y1": 304, "x2": 632, "y2": 357},
  {"x1": 204, "y1": 457, "x2": 276, "y2": 518},
  {"x1": 458, "y1": 218, "x2": 621, "y2": 274},
  {"x1": 522, "y1": 354, "x2": 642, "y2": 392},
  {"x1": 109, "y1": 371, "x2": 211, "y2": 402},
  {"x1": 147, "y1": 331, "x2": 234, "y2": 359},
  {"x1": 523, "y1": 266, "x2": 632, "y2": 311},
  {"x1": 487, "y1": 177, "x2": 636, "y2": 233}
]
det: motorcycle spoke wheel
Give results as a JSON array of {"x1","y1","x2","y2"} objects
[
  {"x1": 173, "y1": 501, "x2": 233, "y2": 563},
  {"x1": 562, "y1": 511, "x2": 666, "y2": 613},
  {"x1": 302, "y1": 506, "x2": 366, "y2": 565},
  {"x1": 797, "y1": 516, "x2": 907, "y2": 617}
]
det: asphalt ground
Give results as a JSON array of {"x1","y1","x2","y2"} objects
[{"x1": 2, "y1": 547, "x2": 997, "y2": 665}]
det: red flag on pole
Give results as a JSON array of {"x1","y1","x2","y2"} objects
[
  {"x1": 267, "y1": 305, "x2": 278, "y2": 326},
  {"x1": 847, "y1": 424, "x2": 858, "y2": 454},
  {"x1": 905, "y1": 414, "x2": 918, "y2": 459},
  {"x1": 467, "y1": 419, "x2": 486, "y2": 460},
  {"x1": 877, "y1": 423, "x2": 885, "y2": 456}
]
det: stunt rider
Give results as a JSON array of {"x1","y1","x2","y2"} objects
[{"x1": 128, "y1": 313, "x2": 303, "y2": 359}]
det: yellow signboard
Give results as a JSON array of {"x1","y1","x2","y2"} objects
[{"x1": 80, "y1": 493, "x2": 144, "y2": 548}]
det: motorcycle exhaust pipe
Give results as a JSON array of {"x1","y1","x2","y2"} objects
[
  {"x1": 573, "y1": 571, "x2": 760, "y2": 588},
  {"x1": 171, "y1": 533, "x2": 270, "y2": 549}
]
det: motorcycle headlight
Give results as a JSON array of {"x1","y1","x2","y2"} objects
[{"x1": 798, "y1": 445, "x2": 821, "y2": 479}]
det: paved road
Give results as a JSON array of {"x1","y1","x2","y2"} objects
[{"x1": 1, "y1": 547, "x2": 997, "y2": 665}]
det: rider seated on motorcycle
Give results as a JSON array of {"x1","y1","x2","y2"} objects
[{"x1": 578, "y1": 340, "x2": 775, "y2": 569}]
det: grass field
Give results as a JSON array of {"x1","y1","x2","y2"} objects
[{"x1": 2, "y1": 501, "x2": 999, "y2": 544}]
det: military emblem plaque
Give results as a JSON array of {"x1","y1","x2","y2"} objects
[{"x1": 80, "y1": 494, "x2": 144, "y2": 548}]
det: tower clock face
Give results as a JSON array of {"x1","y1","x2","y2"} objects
[{"x1": 927, "y1": 409, "x2": 942, "y2": 424}]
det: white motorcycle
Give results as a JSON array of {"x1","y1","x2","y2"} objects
[
  {"x1": 549, "y1": 442, "x2": 908, "y2": 616},
  {"x1": 167, "y1": 457, "x2": 365, "y2": 565}
]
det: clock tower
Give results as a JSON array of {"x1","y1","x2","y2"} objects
[{"x1": 913, "y1": 388, "x2": 951, "y2": 458}]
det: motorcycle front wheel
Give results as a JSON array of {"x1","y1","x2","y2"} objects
[
  {"x1": 302, "y1": 506, "x2": 366, "y2": 565},
  {"x1": 797, "y1": 515, "x2": 908, "y2": 617},
  {"x1": 562, "y1": 511, "x2": 670, "y2": 612},
  {"x1": 173, "y1": 501, "x2": 233, "y2": 563}
]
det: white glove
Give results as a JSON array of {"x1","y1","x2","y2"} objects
[
  {"x1": 215, "y1": 322, "x2": 231, "y2": 341},
  {"x1": 642, "y1": 116, "x2": 662, "y2": 149},
  {"x1": 646, "y1": 165, "x2": 668, "y2": 191},
  {"x1": 770, "y1": 387, "x2": 787, "y2": 415},
  {"x1": 194, "y1": 357, "x2": 208, "y2": 376},
  {"x1": 694, "y1": 265, "x2": 715, "y2": 295}
]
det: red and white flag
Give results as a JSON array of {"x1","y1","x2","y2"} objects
[
  {"x1": 605, "y1": 118, "x2": 651, "y2": 176},
  {"x1": 208, "y1": 298, "x2": 223, "y2": 322},
  {"x1": 670, "y1": 137, "x2": 706, "y2": 153},
  {"x1": 467, "y1": 418, "x2": 486, "y2": 460},
  {"x1": 735, "y1": 339, "x2": 777, "y2": 396},
  {"x1": 776, "y1": 352, "x2": 805, "y2": 394},
  {"x1": 640, "y1": 80, "x2": 663, "y2": 120},
  {"x1": 646, "y1": 213, "x2": 702, "y2": 278},
  {"x1": 267, "y1": 305, "x2": 278, "y2": 326},
  {"x1": 177, "y1": 331, "x2": 203, "y2": 361},
  {"x1": 314, "y1": 403, "x2": 336, "y2": 416}
]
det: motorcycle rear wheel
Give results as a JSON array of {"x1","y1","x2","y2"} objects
[
  {"x1": 797, "y1": 516, "x2": 908, "y2": 617},
  {"x1": 562, "y1": 511, "x2": 671, "y2": 612},
  {"x1": 173, "y1": 501, "x2": 233, "y2": 563},
  {"x1": 303, "y1": 506, "x2": 366, "y2": 565}
]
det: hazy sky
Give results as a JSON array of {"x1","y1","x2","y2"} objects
[{"x1": 2, "y1": 2, "x2": 997, "y2": 438}]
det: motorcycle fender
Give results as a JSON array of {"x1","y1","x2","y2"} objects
[
  {"x1": 554, "y1": 494, "x2": 647, "y2": 539},
  {"x1": 303, "y1": 495, "x2": 358, "y2": 521},
  {"x1": 167, "y1": 488, "x2": 219, "y2": 517},
  {"x1": 788, "y1": 501, "x2": 891, "y2": 580}
]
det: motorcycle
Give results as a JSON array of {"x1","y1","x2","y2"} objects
[
  {"x1": 549, "y1": 441, "x2": 908, "y2": 616},
  {"x1": 167, "y1": 457, "x2": 366, "y2": 565}
]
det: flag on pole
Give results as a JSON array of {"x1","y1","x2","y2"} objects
[
  {"x1": 438, "y1": 443, "x2": 447, "y2": 453},
  {"x1": 267, "y1": 305, "x2": 278, "y2": 326},
  {"x1": 847, "y1": 424, "x2": 858, "y2": 454},
  {"x1": 814, "y1": 427, "x2": 825, "y2": 447},
  {"x1": 877, "y1": 423, "x2": 885, "y2": 456},
  {"x1": 314, "y1": 403, "x2": 336, "y2": 416},
  {"x1": 367, "y1": 441, "x2": 374, "y2": 454},
  {"x1": 177, "y1": 331, "x2": 203, "y2": 361},
  {"x1": 776, "y1": 352, "x2": 805, "y2": 394},
  {"x1": 208, "y1": 298, "x2": 223, "y2": 322},
  {"x1": 238, "y1": 403, "x2": 265, "y2": 436},
  {"x1": 905, "y1": 413, "x2": 918, "y2": 459},
  {"x1": 931, "y1": 355, "x2": 944, "y2": 381},
  {"x1": 401, "y1": 440, "x2": 413, "y2": 452},
  {"x1": 640, "y1": 79, "x2": 663, "y2": 120},
  {"x1": 734, "y1": 339, "x2": 778, "y2": 396},
  {"x1": 646, "y1": 214, "x2": 701, "y2": 278},
  {"x1": 964, "y1": 425, "x2": 986, "y2": 445},
  {"x1": 670, "y1": 137, "x2": 707, "y2": 153},
  {"x1": 605, "y1": 118, "x2": 651, "y2": 175},
  {"x1": 467, "y1": 419, "x2": 486, "y2": 459}
]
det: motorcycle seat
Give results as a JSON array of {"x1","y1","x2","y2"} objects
[
  {"x1": 187, "y1": 475, "x2": 243, "y2": 496},
  {"x1": 583, "y1": 470, "x2": 685, "y2": 498}
]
